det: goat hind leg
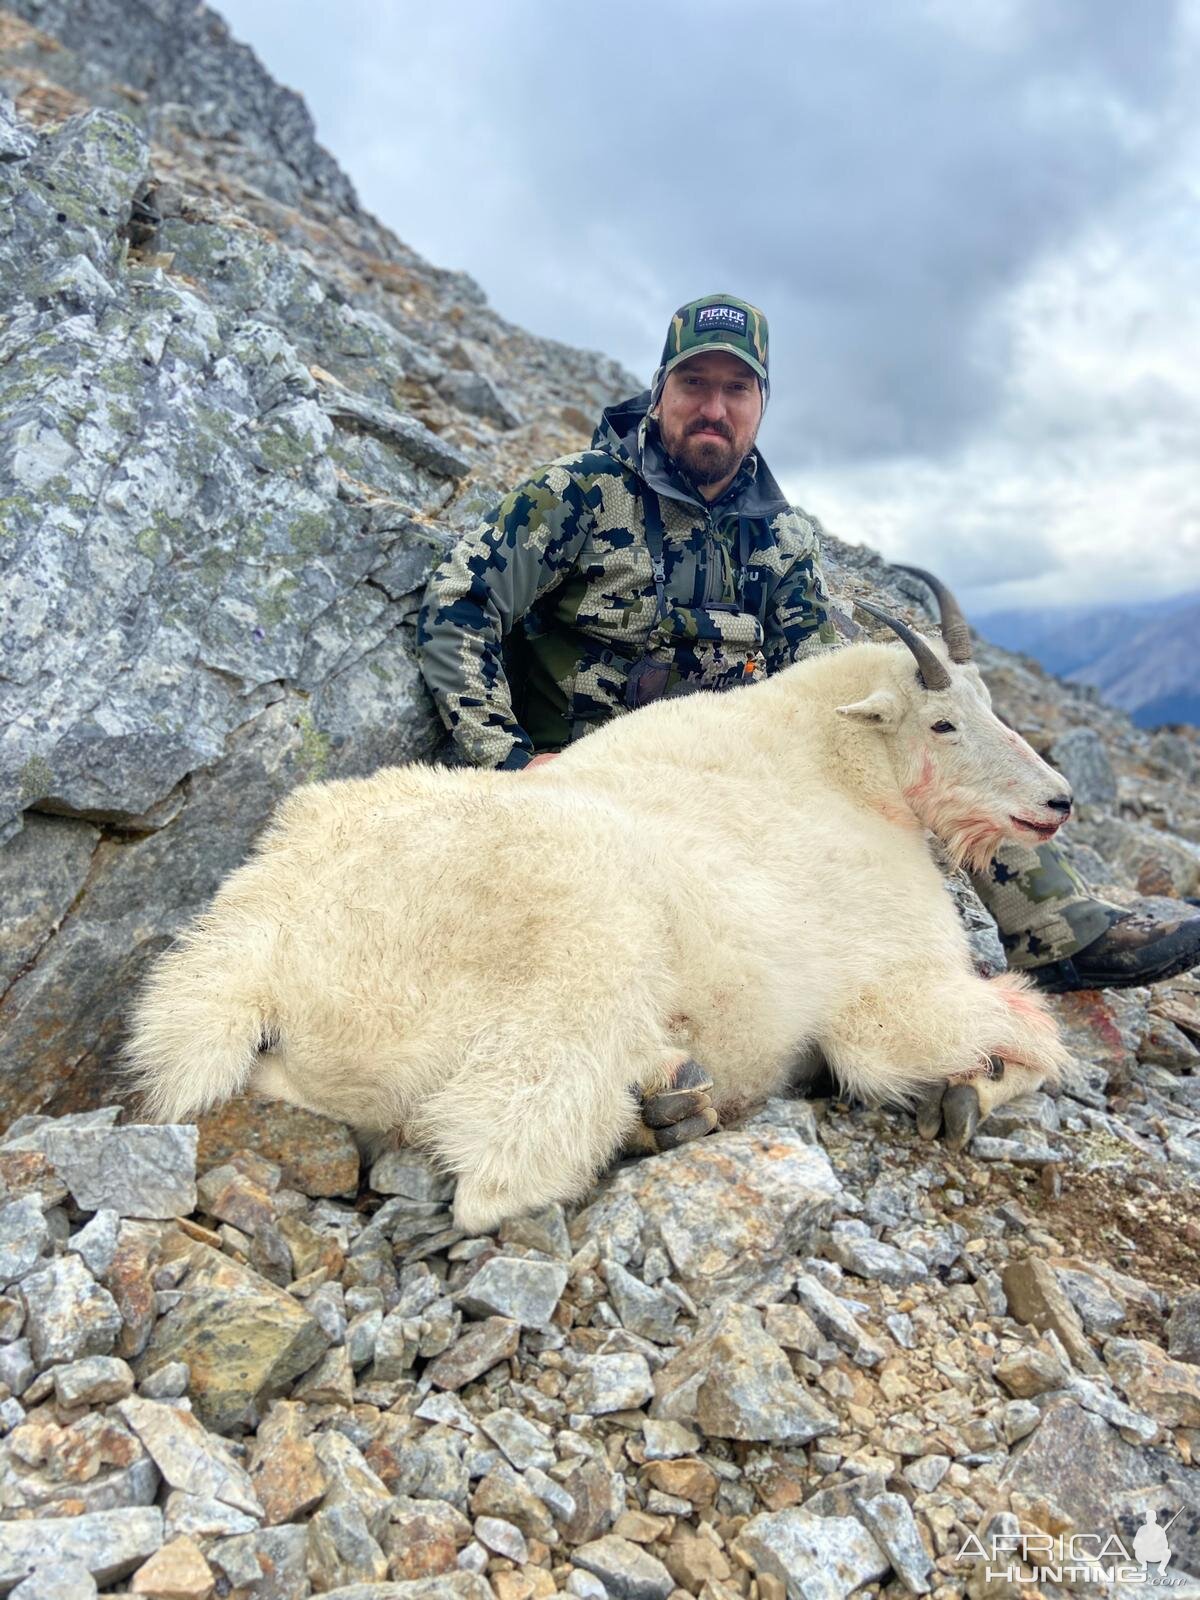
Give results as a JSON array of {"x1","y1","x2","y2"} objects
[
  {"x1": 418, "y1": 1048, "x2": 645, "y2": 1235},
  {"x1": 914, "y1": 1056, "x2": 1004, "y2": 1148}
]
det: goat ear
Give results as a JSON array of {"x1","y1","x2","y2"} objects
[{"x1": 836, "y1": 689, "x2": 903, "y2": 728}]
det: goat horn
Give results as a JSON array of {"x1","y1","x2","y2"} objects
[
  {"x1": 856, "y1": 599, "x2": 952, "y2": 691},
  {"x1": 891, "y1": 564, "x2": 973, "y2": 663}
]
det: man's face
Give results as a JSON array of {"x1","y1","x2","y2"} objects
[{"x1": 656, "y1": 350, "x2": 763, "y2": 493}]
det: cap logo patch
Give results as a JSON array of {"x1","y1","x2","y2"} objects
[{"x1": 694, "y1": 304, "x2": 748, "y2": 336}]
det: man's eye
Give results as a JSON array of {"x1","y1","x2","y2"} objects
[{"x1": 931, "y1": 720, "x2": 956, "y2": 734}]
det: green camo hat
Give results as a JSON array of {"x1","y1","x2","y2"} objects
[{"x1": 651, "y1": 293, "x2": 769, "y2": 405}]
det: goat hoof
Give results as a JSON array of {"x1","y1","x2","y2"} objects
[
  {"x1": 941, "y1": 1084, "x2": 982, "y2": 1150},
  {"x1": 641, "y1": 1086, "x2": 713, "y2": 1128},
  {"x1": 640, "y1": 1058, "x2": 717, "y2": 1130},
  {"x1": 915, "y1": 1084, "x2": 946, "y2": 1142},
  {"x1": 654, "y1": 1107, "x2": 720, "y2": 1151},
  {"x1": 671, "y1": 1058, "x2": 714, "y2": 1093}
]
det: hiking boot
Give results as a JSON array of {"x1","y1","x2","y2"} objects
[{"x1": 1027, "y1": 904, "x2": 1200, "y2": 992}]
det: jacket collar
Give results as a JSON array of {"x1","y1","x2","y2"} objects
[{"x1": 593, "y1": 391, "x2": 791, "y2": 520}]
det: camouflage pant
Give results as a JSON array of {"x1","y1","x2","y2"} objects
[{"x1": 971, "y1": 839, "x2": 1124, "y2": 969}]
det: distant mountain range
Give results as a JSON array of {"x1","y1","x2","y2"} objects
[{"x1": 977, "y1": 593, "x2": 1200, "y2": 728}]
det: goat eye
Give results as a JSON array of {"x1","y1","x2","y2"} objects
[{"x1": 931, "y1": 719, "x2": 957, "y2": 734}]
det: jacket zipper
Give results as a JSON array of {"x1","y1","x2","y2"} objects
[{"x1": 700, "y1": 507, "x2": 733, "y2": 608}]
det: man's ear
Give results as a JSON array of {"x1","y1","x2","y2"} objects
[{"x1": 836, "y1": 688, "x2": 902, "y2": 728}]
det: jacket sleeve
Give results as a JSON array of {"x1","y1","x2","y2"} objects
[
  {"x1": 762, "y1": 509, "x2": 839, "y2": 673},
  {"x1": 417, "y1": 464, "x2": 595, "y2": 769}
]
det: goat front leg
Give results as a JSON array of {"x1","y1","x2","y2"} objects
[
  {"x1": 625, "y1": 1056, "x2": 720, "y2": 1155},
  {"x1": 915, "y1": 1055, "x2": 1004, "y2": 1148},
  {"x1": 826, "y1": 969, "x2": 1069, "y2": 1152},
  {"x1": 915, "y1": 1049, "x2": 1061, "y2": 1150}
]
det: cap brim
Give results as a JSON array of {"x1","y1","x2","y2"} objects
[{"x1": 661, "y1": 345, "x2": 767, "y2": 385}]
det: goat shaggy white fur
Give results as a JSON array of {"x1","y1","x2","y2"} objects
[{"x1": 126, "y1": 637, "x2": 1074, "y2": 1233}]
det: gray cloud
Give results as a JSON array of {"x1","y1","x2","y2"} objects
[
  {"x1": 213, "y1": 0, "x2": 1198, "y2": 608},
  {"x1": 217, "y1": 0, "x2": 1184, "y2": 461}
]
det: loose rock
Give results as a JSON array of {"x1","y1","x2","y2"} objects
[
  {"x1": 0, "y1": 1197, "x2": 50, "y2": 1286},
  {"x1": 855, "y1": 1492, "x2": 933, "y2": 1595},
  {"x1": 9, "y1": 1561, "x2": 98, "y2": 1600},
  {"x1": 576, "y1": 1130, "x2": 841, "y2": 1295},
  {"x1": 572, "y1": 1535, "x2": 674, "y2": 1600},
  {"x1": 824, "y1": 1233, "x2": 928, "y2": 1287},
  {"x1": 425, "y1": 1318, "x2": 521, "y2": 1391},
  {"x1": 137, "y1": 1236, "x2": 330, "y2": 1432},
  {"x1": 305, "y1": 1503, "x2": 387, "y2": 1591},
  {"x1": 54, "y1": 1356, "x2": 135, "y2": 1407},
  {"x1": 69, "y1": 1210, "x2": 121, "y2": 1280},
  {"x1": 792, "y1": 1272, "x2": 886, "y2": 1368},
  {"x1": 564, "y1": 1353, "x2": 654, "y2": 1416},
  {"x1": 454, "y1": 1258, "x2": 568, "y2": 1328},
  {"x1": 1001, "y1": 1256, "x2": 1102, "y2": 1374},
  {"x1": 1105, "y1": 1337, "x2": 1200, "y2": 1427},
  {"x1": 21, "y1": 1256, "x2": 122, "y2": 1366},
  {"x1": 653, "y1": 1304, "x2": 837, "y2": 1443},
  {"x1": 208, "y1": 1525, "x2": 309, "y2": 1600},
  {"x1": 734, "y1": 1509, "x2": 889, "y2": 1600},
  {"x1": 603, "y1": 1260, "x2": 680, "y2": 1344},
  {"x1": 31, "y1": 1125, "x2": 197, "y2": 1220},
  {"x1": 129, "y1": 1534, "x2": 214, "y2": 1599},
  {"x1": 1168, "y1": 1291, "x2": 1200, "y2": 1364},
  {"x1": 0, "y1": 1508, "x2": 164, "y2": 1591},
  {"x1": 195, "y1": 1098, "x2": 359, "y2": 1197},
  {"x1": 479, "y1": 1408, "x2": 556, "y2": 1472},
  {"x1": 118, "y1": 1396, "x2": 263, "y2": 1516}
]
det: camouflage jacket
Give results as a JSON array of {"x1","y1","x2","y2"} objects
[{"x1": 417, "y1": 392, "x2": 837, "y2": 768}]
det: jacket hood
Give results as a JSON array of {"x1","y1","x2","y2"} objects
[{"x1": 592, "y1": 391, "x2": 792, "y2": 519}]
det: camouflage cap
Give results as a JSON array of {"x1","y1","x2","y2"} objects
[{"x1": 651, "y1": 293, "x2": 769, "y2": 405}]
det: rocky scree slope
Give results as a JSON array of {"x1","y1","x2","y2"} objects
[{"x1": 1, "y1": 6, "x2": 1200, "y2": 1595}]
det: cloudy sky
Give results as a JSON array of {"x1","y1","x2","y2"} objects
[{"x1": 215, "y1": 0, "x2": 1200, "y2": 614}]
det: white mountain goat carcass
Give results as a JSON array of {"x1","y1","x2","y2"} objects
[{"x1": 126, "y1": 569, "x2": 1075, "y2": 1233}]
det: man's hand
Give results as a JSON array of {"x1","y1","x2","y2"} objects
[{"x1": 523, "y1": 753, "x2": 561, "y2": 771}]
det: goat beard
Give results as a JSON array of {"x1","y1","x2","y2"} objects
[{"x1": 918, "y1": 792, "x2": 1011, "y2": 875}]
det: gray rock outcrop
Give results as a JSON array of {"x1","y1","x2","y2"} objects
[{"x1": 0, "y1": 6, "x2": 628, "y2": 1117}]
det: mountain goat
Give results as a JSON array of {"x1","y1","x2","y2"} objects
[{"x1": 127, "y1": 571, "x2": 1074, "y2": 1234}]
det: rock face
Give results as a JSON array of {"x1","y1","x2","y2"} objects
[
  {"x1": 0, "y1": 6, "x2": 630, "y2": 1120},
  {"x1": 2, "y1": 10, "x2": 1200, "y2": 1598}
]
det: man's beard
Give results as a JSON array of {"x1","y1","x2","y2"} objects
[{"x1": 663, "y1": 421, "x2": 744, "y2": 488}]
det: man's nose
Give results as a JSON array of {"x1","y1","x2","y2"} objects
[{"x1": 698, "y1": 387, "x2": 726, "y2": 418}]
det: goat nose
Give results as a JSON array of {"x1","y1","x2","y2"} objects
[{"x1": 1046, "y1": 793, "x2": 1072, "y2": 815}]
